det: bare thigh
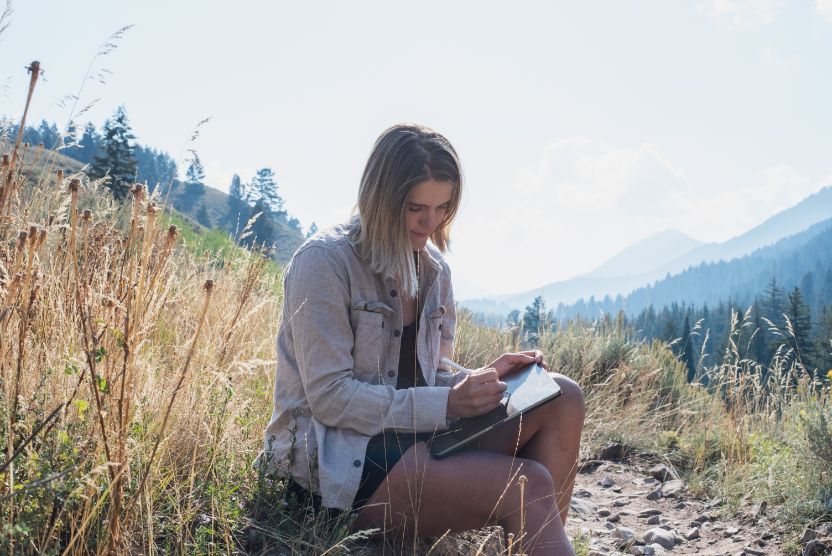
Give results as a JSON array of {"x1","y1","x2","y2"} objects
[{"x1": 352, "y1": 441, "x2": 557, "y2": 539}]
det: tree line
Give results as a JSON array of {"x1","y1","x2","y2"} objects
[{"x1": 5, "y1": 107, "x2": 317, "y2": 247}]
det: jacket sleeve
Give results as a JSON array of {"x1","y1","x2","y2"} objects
[
  {"x1": 433, "y1": 260, "x2": 467, "y2": 388},
  {"x1": 284, "y1": 245, "x2": 450, "y2": 435}
]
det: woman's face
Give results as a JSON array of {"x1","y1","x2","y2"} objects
[{"x1": 405, "y1": 178, "x2": 454, "y2": 250}]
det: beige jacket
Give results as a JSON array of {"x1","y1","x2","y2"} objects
[{"x1": 262, "y1": 220, "x2": 464, "y2": 510}]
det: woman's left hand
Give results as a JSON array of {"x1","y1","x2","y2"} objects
[{"x1": 486, "y1": 350, "x2": 549, "y2": 379}]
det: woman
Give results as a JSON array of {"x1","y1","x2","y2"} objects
[{"x1": 262, "y1": 124, "x2": 585, "y2": 555}]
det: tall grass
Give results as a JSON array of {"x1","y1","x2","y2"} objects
[{"x1": 0, "y1": 61, "x2": 830, "y2": 555}]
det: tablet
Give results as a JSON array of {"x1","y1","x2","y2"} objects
[{"x1": 429, "y1": 363, "x2": 562, "y2": 458}]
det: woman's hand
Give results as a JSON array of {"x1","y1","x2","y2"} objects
[
  {"x1": 487, "y1": 350, "x2": 549, "y2": 379},
  {"x1": 447, "y1": 369, "x2": 507, "y2": 418}
]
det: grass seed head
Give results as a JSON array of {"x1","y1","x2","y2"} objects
[
  {"x1": 68, "y1": 178, "x2": 80, "y2": 193},
  {"x1": 1, "y1": 153, "x2": 8, "y2": 167},
  {"x1": 17, "y1": 230, "x2": 28, "y2": 250},
  {"x1": 81, "y1": 209, "x2": 92, "y2": 222},
  {"x1": 204, "y1": 279, "x2": 214, "y2": 292}
]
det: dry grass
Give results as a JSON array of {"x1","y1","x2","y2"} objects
[{"x1": 1, "y1": 62, "x2": 830, "y2": 555}]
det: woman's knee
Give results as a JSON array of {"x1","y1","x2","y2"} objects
[{"x1": 552, "y1": 373, "x2": 586, "y2": 424}]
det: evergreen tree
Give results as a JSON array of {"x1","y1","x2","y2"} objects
[
  {"x1": 814, "y1": 305, "x2": 832, "y2": 373},
  {"x1": 76, "y1": 122, "x2": 101, "y2": 165},
  {"x1": 250, "y1": 168, "x2": 283, "y2": 212},
  {"x1": 196, "y1": 203, "x2": 211, "y2": 227},
  {"x1": 786, "y1": 286, "x2": 816, "y2": 372},
  {"x1": 185, "y1": 154, "x2": 206, "y2": 197},
  {"x1": 680, "y1": 315, "x2": 696, "y2": 382},
  {"x1": 228, "y1": 174, "x2": 245, "y2": 203},
  {"x1": 522, "y1": 295, "x2": 549, "y2": 347},
  {"x1": 89, "y1": 106, "x2": 137, "y2": 199}
]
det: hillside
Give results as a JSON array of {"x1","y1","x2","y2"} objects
[
  {"x1": 556, "y1": 216, "x2": 832, "y2": 320},
  {"x1": 0, "y1": 137, "x2": 305, "y2": 265}
]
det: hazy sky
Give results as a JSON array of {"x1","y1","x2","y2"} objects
[{"x1": 2, "y1": 1, "x2": 831, "y2": 298}]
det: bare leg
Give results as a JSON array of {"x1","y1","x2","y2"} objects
[
  {"x1": 352, "y1": 374, "x2": 584, "y2": 554},
  {"x1": 475, "y1": 374, "x2": 586, "y2": 524},
  {"x1": 353, "y1": 443, "x2": 573, "y2": 555}
]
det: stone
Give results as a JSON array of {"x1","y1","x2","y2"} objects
[
  {"x1": 800, "y1": 527, "x2": 819, "y2": 544},
  {"x1": 613, "y1": 499, "x2": 631, "y2": 507},
  {"x1": 570, "y1": 497, "x2": 597, "y2": 517},
  {"x1": 674, "y1": 501, "x2": 687, "y2": 510},
  {"x1": 579, "y1": 459, "x2": 604, "y2": 473},
  {"x1": 743, "y1": 546, "x2": 765, "y2": 556},
  {"x1": 689, "y1": 521, "x2": 702, "y2": 528},
  {"x1": 598, "y1": 442, "x2": 624, "y2": 460},
  {"x1": 587, "y1": 551, "x2": 609, "y2": 556},
  {"x1": 646, "y1": 542, "x2": 666, "y2": 554},
  {"x1": 661, "y1": 479, "x2": 684, "y2": 497},
  {"x1": 612, "y1": 486, "x2": 623, "y2": 493},
  {"x1": 638, "y1": 509, "x2": 662, "y2": 518},
  {"x1": 598, "y1": 508, "x2": 612, "y2": 517},
  {"x1": 643, "y1": 546, "x2": 656, "y2": 556},
  {"x1": 604, "y1": 521, "x2": 616, "y2": 530},
  {"x1": 599, "y1": 476, "x2": 615, "y2": 488},
  {"x1": 693, "y1": 514, "x2": 711, "y2": 524},
  {"x1": 643, "y1": 528, "x2": 676, "y2": 550},
  {"x1": 611, "y1": 526, "x2": 637, "y2": 548},
  {"x1": 646, "y1": 489, "x2": 662, "y2": 501},
  {"x1": 627, "y1": 547, "x2": 645, "y2": 556},
  {"x1": 574, "y1": 488, "x2": 593, "y2": 498},
  {"x1": 725, "y1": 526, "x2": 740, "y2": 537},
  {"x1": 804, "y1": 540, "x2": 830, "y2": 556},
  {"x1": 607, "y1": 513, "x2": 622, "y2": 523},
  {"x1": 684, "y1": 528, "x2": 701, "y2": 541},
  {"x1": 647, "y1": 515, "x2": 661, "y2": 525},
  {"x1": 648, "y1": 463, "x2": 678, "y2": 482}
]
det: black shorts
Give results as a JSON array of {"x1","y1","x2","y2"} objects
[
  {"x1": 284, "y1": 431, "x2": 434, "y2": 512},
  {"x1": 353, "y1": 431, "x2": 433, "y2": 508}
]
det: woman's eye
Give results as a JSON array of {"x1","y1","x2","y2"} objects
[{"x1": 409, "y1": 205, "x2": 422, "y2": 212}]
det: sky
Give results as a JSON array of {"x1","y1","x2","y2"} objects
[{"x1": 2, "y1": 0, "x2": 831, "y2": 299}]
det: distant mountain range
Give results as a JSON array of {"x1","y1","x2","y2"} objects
[{"x1": 462, "y1": 186, "x2": 832, "y2": 316}]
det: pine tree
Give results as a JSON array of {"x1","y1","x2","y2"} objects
[
  {"x1": 680, "y1": 315, "x2": 696, "y2": 382},
  {"x1": 250, "y1": 168, "x2": 283, "y2": 213},
  {"x1": 522, "y1": 295, "x2": 549, "y2": 347},
  {"x1": 76, "y1": 122, "x2": 101, "y2": 165},
  {"x1": 185, "y1": 154, "x2": 206, "y2": 197},
  {"x1": 786, "y1": 286, "x2": 816, "y2": 373},
  {"x1": 228, "y1": 174, "x2": 245, "y2": 203},
  {"x1": 196, "y1": 203, "x2": 211, "y2": 227},
  {"x1": 89, "y1": 106, "x2": 137, "y2": 199}
]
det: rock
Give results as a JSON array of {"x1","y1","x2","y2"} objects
[
  {"x1": 604, "y1": 521, "x2": 616, "y2": 530},
  {"x1": 646, "y1": 542, "x2": 667, "y2": 554},
  {"x1": 570, "y1": 497, "x2": 597, "y2": 517},
  {"x1": 643, "y1": 528, "x2": 676, "y2": 550},
  {"x1": 643, "y1": 546, "x2": 657, "y2": 556},
  {"x1": 611, "y1": 526, "x2": 637, "y2": 548},
  {"x1": 674, "y1": 501, "x2": 687, "y2": 510},
  {"x1": 579, "y1": 459, "x2": 605, "y2": 473},
  {"x1": 613, "y1": 499, "x2": 631, "y2": 507},
  {"x1": 647, "y1": 515, "x2": 661, "y2": 525},
  {"x1": 646, "y1": 488, "x2": 662, "y2": 501},
  {"x1": 574, "y1": 488, "x2": 593, "y2": 498},
  {"x1": 607, "y1": 513, "x2": 622, "y2": 523},
  {"x1": 693, "y1": 514, "x2": 711, "y2": 524},
  {"x1": 626, "y1": 547, "x2": 645, "y2": 556},
  {"x1": 598, "y1": 508, "x2": 612, "y2": 517},
  {"x1": 648, "y1": 463, "x2": 678, "y2": 482},
  {"x1": 801, "y1": 527, "x2": 819, "y2": 544},
  {"x1": 725, "y1": 526, "x2": 740, "y2": 537},
  {"x1": 804, "y1": 540, "x2": 830, "y2": 556},
  {"x1": 612, "y1": 486, "x2": 623, "y2": 493},
  {"x1": 684, "y1": 528, "x2": 701, "y2": 540},
  {"x1": 638, "y1": 509, "x2": 662, "y2": 518},
  {"x1": 587, "y1": 551, "x2": 609, "y2": 556},
  {"x1": 743, "y1": 546, "x2": 766, "y2": 556},
  {"x1": 598, "y1": 442, "x2": 624, "y2": 460},
  {"x1": 660, "y1": 479, "x2": 684, "y2": 497},
  {"x1": 599, "y1": 476, "x2": 615, "y2": 488}
]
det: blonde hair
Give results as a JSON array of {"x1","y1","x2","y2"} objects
[{"x1": 351, "y1": 124, "x2": 462, "y2": 297}]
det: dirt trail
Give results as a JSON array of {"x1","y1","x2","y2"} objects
[{"x1": 565, "y1": 452, "x2": 788, "y2": 555}]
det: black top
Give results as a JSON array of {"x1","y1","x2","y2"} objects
[{"x1": 396, "y1": 321, "x2": 426, "y2": 388}]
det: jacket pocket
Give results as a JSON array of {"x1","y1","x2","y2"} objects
[
  {"x1": 424, "y1": 305, "x2": 445, "y2": 375},
  {"x1": 350, "y1": 302, "x2": 390, "y2": 377}
]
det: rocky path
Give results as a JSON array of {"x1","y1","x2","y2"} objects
[{"x1": 565, "y1": 449, "x2": 801, "y2": 556}]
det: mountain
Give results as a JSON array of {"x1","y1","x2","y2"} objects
[
  {"x1": 463, "y1": 186, "x2": 832, "y2": 316},
  {"x1": 556, "y1": 216, "x2": 832, "y2": 320},
  {"x1": 586, "y1": 229, "x2": 702, "y2": 279}
]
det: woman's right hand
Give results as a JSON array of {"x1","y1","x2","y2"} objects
[{"x1": 447, "y1": 369, "x2": 507, "y2": 418}]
